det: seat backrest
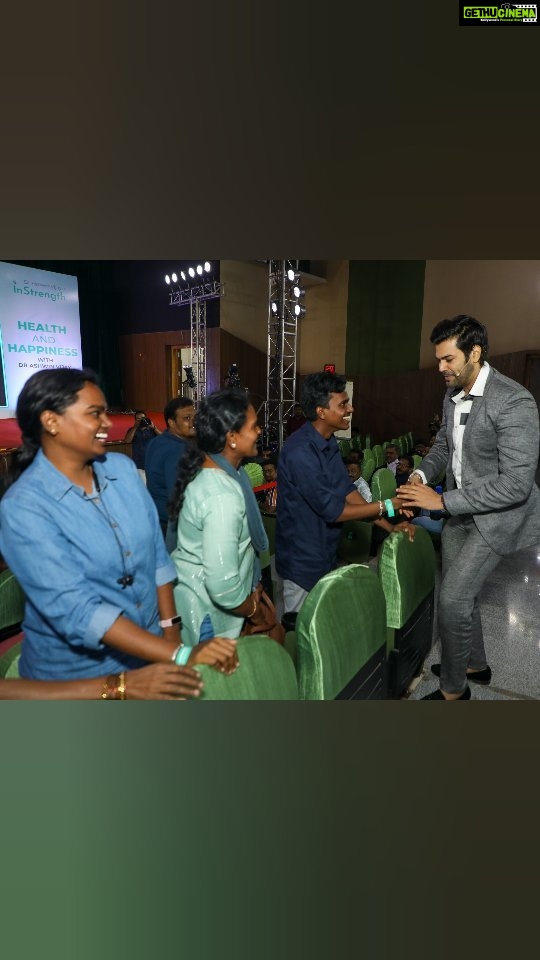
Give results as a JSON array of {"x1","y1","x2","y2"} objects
[
  {"x1": 261, "y1": 512, "x2": 276, "y2": 557},
  {"x1": 0, "y1": 568, "x2": 25, "y2": 633},
  {"x1": 195, "y1": 635, "x2": 298, "y2": 700},
  {"x1": 0, "y1": 641, "x2": 22, "y2": 679},
  {"x1": 412, "y1": 454, "x2": 423, "y2": 470},
  {"x1": 337, "y1": 520, "x2": 372, "y2": 564},
  {"x1": 377, "y1": 526, "x2": 436, "y2": 629},
  {"x1": 361, "y1": 456, "x2": 376, "y2": 484},
  {"x1": 371, "y1": 467, "x2": 397, "y2": 502},
  {"x1": 242, "y1": 462, "x2": 264, "y2": 488},
  {"x1": 295, "y1": 565, "x2": 387, "y2": 700},
  {"x1": 371, "y1": 444, "x2": 383, "y2": 467},
  {"x1": 337, "y1": 438, "x2": 351, "y2": 457}
]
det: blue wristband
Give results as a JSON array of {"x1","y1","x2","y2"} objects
[
  {"x1": 384, "y1": 498, "x2": 395, "y2": 518},
  {"x1": 175, "y1": 645, "x2": 193, "y2": 666}
]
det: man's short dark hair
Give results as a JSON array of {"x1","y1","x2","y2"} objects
[
  {"x1": 430, "y1": 314, "x2": 489, "y2": 364},
  {"x1": 300, "y1": 372, "x2": 347, "y2": 421},
  {"x1": 399, "y1": 453, "x2": 414, "y2": 469},
  {"x1": 164, "y1": 396, "x2": 194, "y2": 424}
]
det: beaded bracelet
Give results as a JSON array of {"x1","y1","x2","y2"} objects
[{"x1": 378, "y1": 500, "x2": 384, "y2": 517}]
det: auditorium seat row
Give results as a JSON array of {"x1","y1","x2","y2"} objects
[{"x1": 0, "y1": 528, "x2": 436, "y2": 700}]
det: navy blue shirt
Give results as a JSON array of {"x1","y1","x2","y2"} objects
[
  {"x1": 275, "y1": 422, "x2": 356, "y2": 591},
  {"x1": 145, "y1": 431, "x2": 190, "y2": 524}
]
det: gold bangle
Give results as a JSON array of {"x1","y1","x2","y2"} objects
[
  {"x1": 118, "y1": 672, "x2": 126, "y2": 700},
  {"x1": 246, "y1": 595, "x2": 258, "y2": 619},
  {"x1": 101, "y1": 675, "x2": 119, "y2": 700}
]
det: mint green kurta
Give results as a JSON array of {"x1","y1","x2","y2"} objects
[{"x1": 172, "y1": 468, "x2": 254, "y2": 647}]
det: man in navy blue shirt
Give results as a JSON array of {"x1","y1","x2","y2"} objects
[
  {"x1": 145, "y1": 397, "x2": 195, "y2": 542},
  {"x1": 276, "y1": 372, "x2": 413, "y2": 615}
]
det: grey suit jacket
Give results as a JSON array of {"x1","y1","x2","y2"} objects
[{"x1": 419, "y1": 366, "x2": 540, "y2": 556}]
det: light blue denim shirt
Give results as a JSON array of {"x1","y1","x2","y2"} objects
[{"x1": 0, "y1": 450, "x2": 176, "y2": 680}]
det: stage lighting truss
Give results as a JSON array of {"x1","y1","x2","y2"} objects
[
  {"x1": 265, "y1": 259, "x2": 305, "y2": 450},
  {"x1": 166, "y1": 263, "x2": 223, "y2": 406}
]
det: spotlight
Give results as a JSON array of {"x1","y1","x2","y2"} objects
[
  {"x1": 293, "y1": 285, "x2": 305, "y2": 298},
  {"x1": 294, "y1": 304, "x2": 306, "y2": 318},
  {"x1": 165, "y1": 274, "x2": 171, "y2": 284},
  {"x1": 183, "y1": 365, "x2": 196, "y2": 388},
  {"x1": 171, "y1": 273, "x2": 178, "y2": 283},
  {"x1": 204, "y1": 262, "x2": 211, "y2": 272},
  {"x1": 287, "y1": 268, "x2": 295, "y2": 281},
  {"x1": 188, "y1": 267, "x2": 195, "y2": 278},
  {"x1": 196, "y1": 264, "x2": 203, "y2": 275},
  {"x1": 180, "y1": 271, "x2": 186, "y2": 281},
  {"x1": 271, "y1": 301, "x2": 278, "y2": 314}
]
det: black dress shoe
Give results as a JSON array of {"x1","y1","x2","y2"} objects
[
  {"x1": 430, "y1": 663, "x2": 491, "y2": 685},
  {"x1": 422, "y1": 685, "x2": 471, "y2": 700}
]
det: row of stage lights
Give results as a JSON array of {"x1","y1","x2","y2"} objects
[
  {"x1": 271, "y1": 267, "x2": 306, "y2": 318},
  {"x1": 165, "y1": 262, "x2": 212, "y2": 285}
]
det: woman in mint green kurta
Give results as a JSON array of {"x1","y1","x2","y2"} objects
[
  {"x1": 169, "y1": 390, "x2": 271, "y2": 649},
  {"x1": 172, "y1": 468, "x2": 255, "y2": 646}
]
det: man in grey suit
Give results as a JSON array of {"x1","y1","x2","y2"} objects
[{"x1": 397, "y1": 314, "x2": 540, "y2": 700}]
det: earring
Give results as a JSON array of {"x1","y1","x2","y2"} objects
[
  {"x1": 231, "y1": 442, "x2": 237, "y2": 449},
  {"x1": 50, "y1": 429, "x2": 57, "y2": 436}
]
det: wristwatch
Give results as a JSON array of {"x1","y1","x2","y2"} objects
[{"x1": 159, "y1": 615, "x2": 182, "y2": 628}]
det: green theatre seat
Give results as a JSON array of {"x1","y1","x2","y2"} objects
[
  {"x1": 0, "y1": 641, "x2": 22, "y2": 679},
  {"x1": 295, "y1": 565, "x2": 387, "y2": 700},
  {"x1": 378, "y1": 527, "x2": 436, "y2": 698},
  {"x1": 371, "y1": 467, "x2": 397, "y2": 502},
  {"x1": 0, "y1": 568, "x2": 25, "y2": 640},
  {"x1": 337, "y1": 520, "x2": 372, "y2": 565},
  {"x1": 371, "y1": 444, "x2": 383, "y2": 468},
  {"x1": 194, "y1": 635, "x2": 299, "y2": 700},
  {"x1": 361, "y1": 456, "x2": 376, "y2": 485}
]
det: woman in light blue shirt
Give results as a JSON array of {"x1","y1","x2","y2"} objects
[{"x1": 0, "y1": 368, "x2": 237, "y2": 688}]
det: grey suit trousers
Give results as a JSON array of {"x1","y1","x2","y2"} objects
[{"x1": 439, "y1": 515, "x2": 503, "y2": 694}]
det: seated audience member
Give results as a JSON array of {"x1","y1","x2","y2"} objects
[
  {"x1": 395, "y1": 453, "x2": 414, "y2": 486},
  {"x1": 145, "y1": 397, "x2": 196, "y2": 543},
  {"x1": 384, "y1": 444, "x2": 399, "y2": 475},
  {"x1": 0, "y1": 369, "x2": 237, "y2": 686},
  {"x1": 123, "y1": 409, "x2": 161, "y2": 482},
  {"x1": 414, "y1": 439, "x2": 430, "y2": 457},
  {"x1": 344, "y1": 458, "x2": 372, "y2": 502},
  {"x1": 169, "y1": 389, "x2": 277, "y2": 648},
  {"x1": 429, "y1": 412, "x2": 442, "y2": 434},
  {"x1": 285, "y1": 402, "x2": 307, "y2": 437},
  {"x1": 261, "y1": 458, "x2": 278, "y2": 512},
  {"x1": 412, "y1": 510, "x2": 445, "y2": 535},
  {"x1": 347, "y1": 448, "x2": 361, "y2": 464}
]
